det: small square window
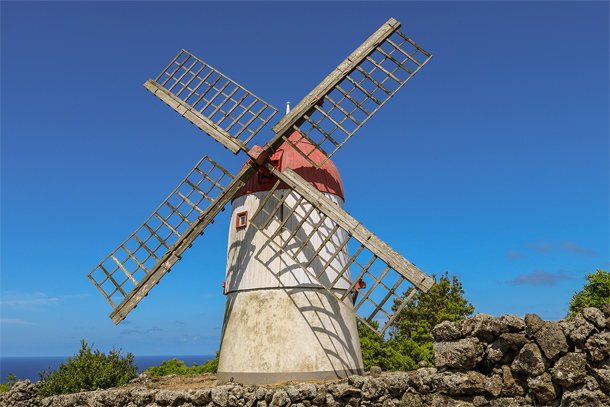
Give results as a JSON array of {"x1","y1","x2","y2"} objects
[{"x1": 236, "y1": 211, "x2": 248, "y2": 229}]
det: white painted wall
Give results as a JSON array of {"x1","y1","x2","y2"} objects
[
  {"x1": 226, "y1": 190, "x2": 352, "y2": 292},
  {"x1": 218, "y1": 189, "x2": 363, "y2": 383}
]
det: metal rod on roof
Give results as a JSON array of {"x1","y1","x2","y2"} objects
[{"x1": 286, "y1": 101, "x2": 291, "y2": 115}]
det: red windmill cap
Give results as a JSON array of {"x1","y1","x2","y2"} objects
[{"x1": 233, "y1": 131, "x2": 345, "y2": 201}]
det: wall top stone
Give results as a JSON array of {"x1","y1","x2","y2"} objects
[
  {"x1": 524, "y1": 313, "x2": 544, "y2": 335},
  {"x1": 583, "y1": 307, "x2": 606, "y2": 330},
  {"x1": 430, "y1": 320, "x2": 462, "y2": 342}
]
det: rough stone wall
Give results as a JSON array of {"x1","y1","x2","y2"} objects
[
  {"x1": 429, "y1": 305, "x2": 609, "y2": 406},
  {"x1": 0, "y1": 380, "x2": 41, "y2": 407},
  {"x1": 2, "y1": 305, "x2": 608, "y2": 407}
]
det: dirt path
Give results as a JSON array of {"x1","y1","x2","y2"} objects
[
  {"x1": 127, "y1": 373, "x2": 218, "y2": 390},
  {"x1": 126, "y1": 373, "x2": 342, "y2": 390}
]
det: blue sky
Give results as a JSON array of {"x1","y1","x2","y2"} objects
[{"x1": 1, "y1": 1, "x2": 608, "y2": 357}]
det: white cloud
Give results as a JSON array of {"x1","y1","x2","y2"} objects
[
  {"x1": 560, "y1": 241, "x2": 598, "y2": 256},
  {"x1": 506, "y1": 250, "x2": 526, "y2": 259},
  {"x1": 121, "y1": 329, "x2": 142, "y2": 335},
  {"x1": 1, "y1": 318, "x2": 36, "y2": 325},
  {"x1": 508, "y1": 269, "x2": 573, "y2": 286},
  {"x1": 525, "y1": 240, "x2": 598, "y2": 256},
  {"x1": 526, "y1": 241, "x2": 553, "y2": 254},
  {"x1": 0, "y1": 292, "x2": 89, "y2": 308},
  {"x1": 0, "y1": 292, "x2": 60, "y2": 306}
]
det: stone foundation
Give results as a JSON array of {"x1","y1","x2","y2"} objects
[{"x1": 2, "y1": 305, "x2": 608, "y2": 407}]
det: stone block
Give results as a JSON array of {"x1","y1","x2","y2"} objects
[
  {"x1": 434, "y1": 337, "x2": 484, "y2": 370},
  {"x1": 498, "y1": 333, "x2": 527, "y2": 350},
  {"x1": 483, "y1": 374, "x2": 503, "y2": 397},
  {"x1": 460, "y1": 314, "x2": 497, "y2": 342},
  {"x1": 330, "y1": 383, "x2": 361, "y2": 399},
  {"x1": 511, "y1": 343, "x2": 548, "y2": 376},
  {"x1": 551, "y1": 352, "x2": 586, "y2": 388},
  {"x1": 430, "y1": 393, "x2": 475, "y2": 407},
  {"x1": 472, "y1": 395, "x2": 489, "y2": 406},
  {"x1": 486, "y1": 333, "x2": 527, "y2": 364},
  {"x1": 295, "y1": 383, "x2": 317, "y2": 400},
  {"x1": 585, "y1": 331, "x2": 610, "y2": 362},
  {"x1": 399, "y1": 390, "x2": 426, "y2": 407},
  {"x1": 500, "y1": 365, "x2": 525, "y2": 397},
  {"x1": 270, "y1": 390, "x2": 290, "y2": 407},
  {"x1": 433, "y1": 371, "x2": 485, "y2": 396},
  {"x1": 526, "y1": 372, "x2": 558, "y2": 404},
  {"x1": 494, "y1": 315, "x2": 526, "y2": 334},
  {"x1": 212, "y1": 385, "x2": 232, "y2": 407},
  {"x1": 406, "y1": 368, "x2": 437, "y2": 394},
  {"x1": 589, "y1": 367, "x2": 610, "y2": 393},
  {"x1": 431, "y1": 320, "x2": 462, "y2": 342},
  {"x1": 381, "y1": 372, "x2": 409, "y2": 398},
  {"x1": 524, "y1": 313, "x2": 544, "y2": 335},
  {"x1": 348, "y1": 375, "x2": 365, "y2": 389},
  {"x1": 362, "y1": 377, "x2": 386, "y2": 399},
  {"x1": 371, "y1": 366, "x2": 382, "y2": 378},
  {"x1": 583, "y1": 307, "x2": 606, "y2": 329},
  {"x1": 561, "y1": 383, "x2": 610, "y2": 407},
  {"x1": 561, "y1": 313, "x2": 595, "y2": 349},
  {"x1": 534, "y1": 320, "x2": 568, "y2": 361}
]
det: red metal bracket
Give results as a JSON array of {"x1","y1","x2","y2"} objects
[
  {"x1": 247, "y1": 144, "x2": 269, "y2": 166},
  {"x1": 352, "y1": 278, "x2": 367, "y2": 305}
]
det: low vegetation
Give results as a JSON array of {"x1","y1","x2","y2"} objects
[
  {"x1": 566, "y1": 269, "x2": 609, "y2": 318},
  {"x1": 37, "y1": 340, "x2": 137, "y2": 398},
  {"x1": 359, "y1": 271, "x2": 475, "y2": 371},
  {"x1": 144, "y1": 352, "x2": 219, "y2": 376},
  {"x1": 0, "y1": 374, "x2": 17, "y2": 393}
]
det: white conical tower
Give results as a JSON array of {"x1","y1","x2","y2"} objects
[{"x1": 217, "y1": 132, "x2": 363, "y2": 384}]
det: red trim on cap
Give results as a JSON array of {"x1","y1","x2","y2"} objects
[{"x1": 233, "y1": 131, "x2": 345, "y2": 201}]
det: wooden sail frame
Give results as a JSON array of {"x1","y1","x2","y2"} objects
[
  {"x1": 144, "y1": 50, "x2": 278, "y2": 154},
  {"x1": 88, "y1": 157, "x2": 255, "y2": 324},
  {"x1": 269, "y1": 18, "x2": 432, "y2": 168}
]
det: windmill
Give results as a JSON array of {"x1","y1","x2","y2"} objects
[{"x1": 88, "y1": 18, "x2": 435, "y2": 384}]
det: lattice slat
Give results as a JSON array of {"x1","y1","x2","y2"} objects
[
  {"x1": 88, "y1": 156, "x2": 234, "y2": 311},
  {"x1": 250, "y1": 179, "x2": 425, "y2": 336},
  {"x1": 271, "y1": 19, "x2": 432, "y2": 168},
  {"x1": 145, "y1": 50, "x2": 278, "y2": 153}
]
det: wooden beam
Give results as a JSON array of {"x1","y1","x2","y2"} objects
[
  {"x1": 109, "y1": 164, "x2": 256, "y2": 324},
  {"x1": 271, "y1": 166, "x2": 434, "y2": 293},
  {"x1": 267, "y1": 18, "x2": 401, "y2": 151},
  {"x1": 144, "y1": 79, "x2": 247, "y2": 154}
]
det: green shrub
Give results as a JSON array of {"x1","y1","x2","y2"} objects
[
  {"x1": 38, "y1": 340, "x2": 137, "y2": 398},
  {"x1": 0, "y1": 374, "x2": 17, "y2": 393},
  {"x1": 359, "y1": 272, "x2": 474, "y2": 372},
  {"x1": 145, "y1": 359, "x2": 190, "y2": 376},
  {"x1": 144, "y1": 352, "x2": 219, "y2": 376},
  {"x1": 199, "y1": 352, "x2": 219, "y2": 373},
  {"x1": 358, "y1": 321, "x2": 432, "y2": 371},
  {"x1": 566, "y1": 269, "x2": 610, "y2": 318}
]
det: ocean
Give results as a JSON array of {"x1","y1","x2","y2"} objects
[{"x1": 0, "y1": 355, "x2": 215, "y2": 383}]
